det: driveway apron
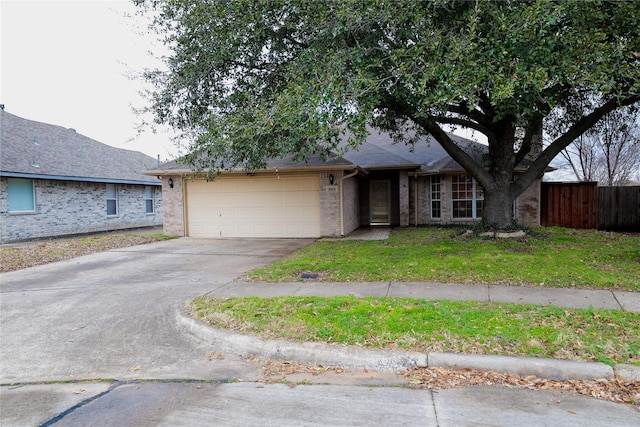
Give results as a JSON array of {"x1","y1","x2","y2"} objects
[{"x1": 0, "y1": 238, "x2": 313, "y2": 384}]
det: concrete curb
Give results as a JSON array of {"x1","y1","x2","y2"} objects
[
  {"x1": 176, "y1": 307, "x2": 640, "y2": 381},
  {"x1": 176, "y1": 307, "x2": 427, "y2": 371},
  {"x1": 428, "y1": 352, "x2": 613, "y2": 381}
]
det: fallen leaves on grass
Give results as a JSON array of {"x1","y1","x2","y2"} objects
[{"x1": 0, "y1": 234, "x2": 166, "y2": 272}]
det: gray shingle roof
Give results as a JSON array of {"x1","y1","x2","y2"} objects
[
  {"x1": 150, "y1": 151, "x2": 355, "y2": 173},
  {"x1": 341, "y1": 128, "x2": 486, "y2": 171},
  {"x1": 149, "y1": 127, "x2": 486, "y2": 174},
  {"x1": 1, "y1": 110, "x2": 160, "y2": 185}
]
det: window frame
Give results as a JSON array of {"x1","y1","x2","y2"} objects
[
  {"x1": 430, "y1": 175, "x2": 441, "y2": 219},
  {"x1": 7, "y1": 178, "x2": 36, "y2": 213},
  {"x1": 451, "y1": 175, "x2": 484, "y2": 219},
  {"x1": 144, "y1": 185, "x2": 155, "y2": 214},
  {"x1": 106, "y1": 183, "x2": 118, "y2": 216}
]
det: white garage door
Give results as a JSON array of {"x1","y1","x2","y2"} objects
[{"x1": 186, "y1": 175, "x2": 321, "y2": 238}]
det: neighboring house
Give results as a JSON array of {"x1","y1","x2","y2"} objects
[
  {"x1": 145, "y1": 129, "x2": 545, "y2": 239},
  {"x1": 0, "y1": 108, "x2": 162, "y2": 243}
]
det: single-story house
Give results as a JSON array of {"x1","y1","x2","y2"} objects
[
  {"x1": 145, "y1": 128, "x2": 544, "y2": 239},
  {"x1": 0, "y1": 108, "x2": 163, "y2": 243}
]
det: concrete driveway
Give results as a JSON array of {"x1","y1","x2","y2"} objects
[
  {"x1": 0, "y1": 237, "x2": 313, "y2": 384},
  {"x1": 3, "y1": 237, "x2": 639, "y2": 426}
]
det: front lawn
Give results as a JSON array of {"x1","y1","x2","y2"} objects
[
  {"x1": 189, "y1": 296, "x2": 640, "y2": 366},
  {"x1": 0, "y1": 233, "x2": 173, "y2": 273},
  {"x1": 248, "y1": 227, "x2": 640, "y2": 291}
]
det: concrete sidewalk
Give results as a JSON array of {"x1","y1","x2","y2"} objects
[
  {"x1": 207, "y1": 280, "x2": 640, "y2": 312},
  {"x1": 178, "y1": 280, "x2": 640, "y2": 383}
]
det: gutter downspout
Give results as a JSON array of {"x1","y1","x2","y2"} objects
[{"x1": 339, "y1": 169, "x2": 359, "y2": 237}]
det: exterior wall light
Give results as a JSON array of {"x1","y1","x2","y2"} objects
[
  {"x1": 168, "y1": 177, "x2": 174, "y2": 188},
  {"x1": 329, "y1": 174, "x2": 334, "y2": 185}
]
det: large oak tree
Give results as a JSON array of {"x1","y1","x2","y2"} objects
[{"x1": 135, "y1": 0, "x2": 640, "y2": 229}]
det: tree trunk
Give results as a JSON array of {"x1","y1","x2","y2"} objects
[
  {"x1": 480, "y1": 121, "x2": 518, "y2": 229},
  {"x1": 482, "y1": 186, "x2": 515, "y2": 229}
]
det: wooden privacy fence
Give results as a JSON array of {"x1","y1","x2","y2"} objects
[
  {"x1": 541, "y1": 182, "x2": 598, "y2": 229},
  {"x1": 541, "y1": 182, "x2": 640, "y2": 231},
  {"x1": 598, "y1": 186, "x2": 640, "y2": 231}
]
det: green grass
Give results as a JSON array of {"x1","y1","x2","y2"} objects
[
  {"x1": 199, "y1": 227, "x2": 640, "y2": 366},
  {"x1": 189, "y1": 296, "x2": 640, "y2": 366},
  {"x1": 144, "y1": 233, "x2": 179, "y2": 240},
  {"x1": 249, "y1": 227, "x2": 640, "y2": 291}
]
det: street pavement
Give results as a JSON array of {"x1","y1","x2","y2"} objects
[{"x1": 1, "y1": 237, "x2": 639, "y2": 426}]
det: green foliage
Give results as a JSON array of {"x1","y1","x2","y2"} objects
[
  {"x1": 250, "y1": 227, "x2": 640, "y2": 291},
  {"x1": 145, "y1": 233, "x2": 179, "y2": 240},
  {"x1": 190, "y1": 296, "x2": 640, "y2": 366},
  {"x1": 136, "y1": 0, "x2": 640, "y2": 227}
]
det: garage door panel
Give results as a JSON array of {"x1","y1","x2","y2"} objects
[
  {"x1": 187, "y1": 176, "x2": 321, "y2": 238},
  {"x1": 234, "y1": 197, "x2": 255, "y2": 208}
]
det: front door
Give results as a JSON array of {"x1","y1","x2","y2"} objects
[{"x1": 370, "y1": 180, "x2": 390, "y2": 225}]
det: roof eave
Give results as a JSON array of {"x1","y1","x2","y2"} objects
[
  {"x1": 357, "y1": 163, "x2": 421, "y2": 171},
  {"x1": 0, "y1": 171, "x2": 161, "y2": 186},
  {"x1": 144, "y1": 164, "x2": 359, "y2": 176}
]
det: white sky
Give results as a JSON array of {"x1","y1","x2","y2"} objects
[
  {"x1": 1, "y1": 0, "x2": 178, "y2": 161},
  {"x1": 0, "y1": 0, "x2": 576, "y2": 179}
]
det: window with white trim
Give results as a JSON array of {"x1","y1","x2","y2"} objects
[
  {"x1": 8, "y1": 178, "x2": 35, "y2": 212},
  {"x1": 452, "y1": 175, "x2": 484, "y2": 219},
  {"x1": 145, "y1": 186, "x2": 154, "y2": 214},
  {"x1": 430, "y1": 176, "x2": 441, "y2": 219},
  {"x1": 106, "y1": 184, "x2": 118, "y2": 216}
]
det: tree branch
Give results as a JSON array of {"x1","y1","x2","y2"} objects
[
  {"x1": 433, "y1": 115, "x2": 494, "y2": 137},
  {"x1": 378, "y1": 94, "x2": 491, "y2": 183},
  {"x1": 515, "y1": 114, "x2": 544, "y2": 165},
  {"x1": 513, "y1": 94, "x2": 640, "y2": 194},
  {"x1": 447, "y1": 102, "x2": 488, "y2": 126}
]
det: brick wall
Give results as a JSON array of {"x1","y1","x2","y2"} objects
[
  {"x1": 342, "y1": 174, "x2": 360, "y2": 235},
  {"x1": 150, "y1": 169, "x2": 542, "y2": 239},
  {"x1": 409, "y1": 175, "x2": 430, "y2": 225},
  {"x1": 515, "y1": 178, "x2": 541, "y2": 226},
  {"x1": 410, "y1": 174, "x2": 541, "y2": 227},
  {"x1": 0, "y1": 178, "x2": 162, "y2": 243},
  {"x1": 319, "y1": 171, "x2": 340, "y2": 236},
  {"x1": 161, "y1": 176, "x2": 185, "y2": 236},
  {"x1": 399, "y1": 171, "x2": 410, "y2": 226}
]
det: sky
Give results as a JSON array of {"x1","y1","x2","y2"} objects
[
  {"x1": 1, "y1": 1, "x2": 576, "y2": 179},
  {"x1": 1, "y1": 0, "x2": 491, "y2": 167},
  {"x1": 1, "y1": 0, "x2": 178, "y2": 161}
]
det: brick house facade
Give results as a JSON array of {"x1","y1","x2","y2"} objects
[
  {"x1": 149, "y1": 129, "x2": 545, "y2": 238},
  {"x1": 0, "y1": 109, "x2": 162, "y2": 243}
]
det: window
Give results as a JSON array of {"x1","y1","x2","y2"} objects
[
  {"x1": 144, "y1": 186, "x2": 154, "y2": 214},
  {"x1": 106, "y1": 184, "x2": 118, "y2": 216},
  {"x1": 452, "y1": 175, "x2": 484, "y2": 219},
  {"x1": 8, "y1": 178, "x2": 35, "y2": 212},
  {"x1": 430, "y1": 176, "x2": 441, "y2": 219}
]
